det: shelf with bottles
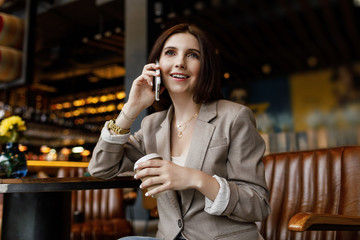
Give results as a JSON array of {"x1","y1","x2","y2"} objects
[
  {"x1": 48, "y1": 85, "x2": 126, "y2": 132},
  {"x1": 22, "y1": 142, "x2": 93, "y2": 170},
  {"x1": 2, "y1": 84, "x2": 127, "y2": 135},
  {"x1": 21, "y1": 121, "x2": 99, "y2": 147}
]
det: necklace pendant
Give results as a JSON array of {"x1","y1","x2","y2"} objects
[{"x1": 178, "y1": 131, "x2": 183, "y2": 138}]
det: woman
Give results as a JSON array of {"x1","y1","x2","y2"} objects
[{"x1": 89, "y1": 23, "x2": 270, "y2": 240}]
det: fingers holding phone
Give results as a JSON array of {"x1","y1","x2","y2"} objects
[
  {"x1": 129, "y1": 61, "x2": 162, "y2": 108},
  {"x1": 155, "y1": 60, "x2": 161, "y2": 101}
]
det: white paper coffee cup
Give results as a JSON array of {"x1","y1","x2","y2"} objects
[{"x1": 134, "y1": 153, "x2": 162, "y2": 197}]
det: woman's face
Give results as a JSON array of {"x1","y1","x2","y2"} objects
[{"x1": 159, "y1": 32, "x2": 201, "y2": 97}]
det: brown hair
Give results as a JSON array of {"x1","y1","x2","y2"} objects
[{"x1": 148, "y1": 23, "x2": 223, "y2": 111}]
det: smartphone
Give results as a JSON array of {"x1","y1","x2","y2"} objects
[{"x1": 155, "y1": 60, "x2": 161, "y2": 101}]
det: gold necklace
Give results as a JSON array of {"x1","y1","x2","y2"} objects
[{"x1": 176, "y1": 113, "x2": 198, "y2": 138}]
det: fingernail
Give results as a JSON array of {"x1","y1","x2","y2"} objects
[
  {"x1": 134, "y1": 164, "x2": 139, "y2": 170},
  {"x1": 134, "y1": 174, "x2": 137, "y2": 179},
  {"x1": 145, "y1": 192, "x2": 149, "y2": 197},
  {"x1": 139, "y1": 184, "x2": 143, "y2": 189},
  {"x1": 150, "y1": 82, "x2": 153, "y2": 86}
]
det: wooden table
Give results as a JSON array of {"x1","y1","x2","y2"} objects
[{"x1": 0, "y1": 176, "x2": 140, "y2": 240}]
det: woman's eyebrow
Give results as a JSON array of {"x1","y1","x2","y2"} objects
[
  {"x1": 188, "y1": 48, "x2": 201, "y2": 54},
  {"x1": 163, "y1": 46, "x2": 176, "y2": 51},
  {"x1": 163, "y1": 46, "x2": 201, "y2": 54}
]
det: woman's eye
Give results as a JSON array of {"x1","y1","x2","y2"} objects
[
  {"x1": 164, "y1": 50, "x2": 175, "y2": 56},
  {"x1": 188, "y1": 53, "x2": 199, "y2": 59}
]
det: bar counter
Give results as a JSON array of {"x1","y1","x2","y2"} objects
[
  {"x1": 27, "y1": 160, "x2": 89, "y2": 168},
  {"x1": 26, "y1": 160, "x2": 90, "y2": 176}
]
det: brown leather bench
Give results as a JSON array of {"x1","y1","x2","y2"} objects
[
  {"x1": 259, "y1": 146, "x2": 360, "y2": 240},
  {"x1": 57, "y1": 167, "x2": 134, "y2": 240}
]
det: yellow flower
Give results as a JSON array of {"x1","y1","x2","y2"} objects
[{"x1": 0, "y1": 116, "x2": 26, "y2": 143}]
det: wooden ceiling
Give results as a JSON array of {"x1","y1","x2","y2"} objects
[
  {"x1": 150, "y1": 0, "x2": 360, "y2": 88},
  {"x1": 34, "y1": 0, "x2": 360, "y2": 94},
  {"x1": 35, "y1": 0, "x2": 125, "y2": 95}
]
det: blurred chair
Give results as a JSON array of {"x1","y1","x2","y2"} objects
[
  {"x1": 259, "y1": 146, "x2": 360, "y2": 240},
  {"x1": 57, "y1": 167, "x2": 133, "y2": 240}
]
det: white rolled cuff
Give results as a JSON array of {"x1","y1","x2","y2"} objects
[{"x1": 204, "y1": 175, "x2": 230, "y2": 215}]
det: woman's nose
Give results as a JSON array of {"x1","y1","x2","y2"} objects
[{"x1": 174, "y1": 56, "x2": 186, "y2": 68}]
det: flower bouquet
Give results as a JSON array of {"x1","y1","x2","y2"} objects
[{"x1": 0, "y1": 115, "x2": 28, "y2": 178}]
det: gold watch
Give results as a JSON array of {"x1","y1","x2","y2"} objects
[{"x1": 107, "y1": 119, "x2": 130, "y2": 134}]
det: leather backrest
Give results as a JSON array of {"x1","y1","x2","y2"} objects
[
  {"x1": 259, "y1": 146, "x2": 360, "y2": 240},
  {"x1": 57, "y1": 167, "x2": 124, "y2": 221}
]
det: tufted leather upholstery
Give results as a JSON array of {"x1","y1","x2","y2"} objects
[
  {"x1": 259, "y1": 146, "x2": 360, "y2": 240},
  {"x1": 57, "y1": 167, "x2": 133, "y2": 240}
]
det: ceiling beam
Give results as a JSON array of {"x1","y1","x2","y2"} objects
[{"x1": 319, "y1": 0, "x2": 351, "y2": 63}]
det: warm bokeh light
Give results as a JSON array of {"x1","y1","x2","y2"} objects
[
  {"x1": 56, "y1": 103, "x2": 63, "y2": 110},
  {"x1": 40, "y1": 145, "x2": 50, "y2": 154},
  {"x1": 307, "y1": 57, "x2": 318, "y2": 67},
  {"x1": 81, "y1": 150, "x2": 91, "y2": 157},
  {"x1": 117, "y1": 102, "x2": 124, "y2": 110},
  {"x1": 72, "y1": 146, "x2": 84, "y2": 153},
  {"x1": 106, "y1": 104, "x2": 116, "y2": 112},
  {"x1": 91, "y1": 97, "x2": 99, "y2": 104},
  {"x1": 262, "y1": 64, "x2": 272, "y2": 74},
  {"x1": 63, "y1": 102, "x2": 72, "y2": 108},
  {"x1": 100, "y1": 95, "x2": 108, "y2": 102},
  {"x1": 19, "y1": 144, "x2": 27, "y2": 152},
  {"x1": 116, "y1": 91, "x2": 126, "y2": 100},
  {"x1": 60, "y1": 147, "x2": 71, "y2": 155},
  {"x1": 73, "y1": 99, "x2": 85, "y2": 107}
]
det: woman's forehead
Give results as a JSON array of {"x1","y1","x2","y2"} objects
[{"x1": 163, "y1": 32, "x2": 200, "y2": 50}]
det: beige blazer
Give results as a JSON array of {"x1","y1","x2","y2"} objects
[{"x1": 89, "y1": 100, "x2": 271, "y2": 240}]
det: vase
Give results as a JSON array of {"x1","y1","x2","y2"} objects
[{"x1": 0, "y1": 142, "x2": 28, "y2": 178}]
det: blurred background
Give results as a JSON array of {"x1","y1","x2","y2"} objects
[{"x1": 0, "y1": 0, "x2": 360, "y2": 158}]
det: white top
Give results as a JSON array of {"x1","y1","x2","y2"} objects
[
  {"x1": 102, "y1": 121, "x2": 230, "y2": 215},
  {"x1": 171, "y1": 154, "x2": 187, "y2": 166}
]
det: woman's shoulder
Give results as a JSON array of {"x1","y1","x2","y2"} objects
[
  {"x1": 216, "y1": 99, "x2": 251, "y2": 114},
  {"x1": 213, "y1": 100, "x2": 256, "y2": 127}
]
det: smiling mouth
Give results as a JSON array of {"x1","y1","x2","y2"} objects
[{"x1": 170, "y1": 74, "x2": 189, "y2": 79}]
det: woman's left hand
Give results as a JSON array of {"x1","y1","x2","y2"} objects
[
  {"x1": 134, "y1": 159, "x2": 220, "y2": 200},
  {"x1": 134, "y1": 160, "x2": 193, "y2": 195}
]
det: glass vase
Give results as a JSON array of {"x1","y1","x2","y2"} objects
[{"x1": 0, "y1": 142, "x2": 28, "y2": 178}]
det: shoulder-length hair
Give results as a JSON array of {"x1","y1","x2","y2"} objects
[{"x1": 148, "y1": 23, "x2": 223, "y2": 111}]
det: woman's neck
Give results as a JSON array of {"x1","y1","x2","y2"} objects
[{"x1": 171, "y1": 95, "x2": 200, "y2": 123}]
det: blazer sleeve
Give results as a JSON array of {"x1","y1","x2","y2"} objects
[
  {"x1": 221, "y1": 106, "x2": 271, "y2": 222},
  {"x1": 88, "y1": 121, "x2": 147, "y2": 179}
]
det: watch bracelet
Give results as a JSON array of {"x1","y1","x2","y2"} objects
[{"x1": 108, "y1": 119, "x2": 130, "y2": 134}]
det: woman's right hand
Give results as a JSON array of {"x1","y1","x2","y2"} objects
[
  {"x1": 126, "y1": 63, "x2": 160, "y2": 112},
  {"x1": 114, "y1": 63, "x2": 162, "y2": 129}
]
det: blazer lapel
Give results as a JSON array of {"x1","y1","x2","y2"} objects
[
  {"x1": 181, "y1": 101, "x2": 218, "y2": 215},
  {"x1": 155, "y1": 106, "x2": 173, "y2": 161},
  {"x1": 155, "y1": 106, "x2": 182, "y2": 216}
]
